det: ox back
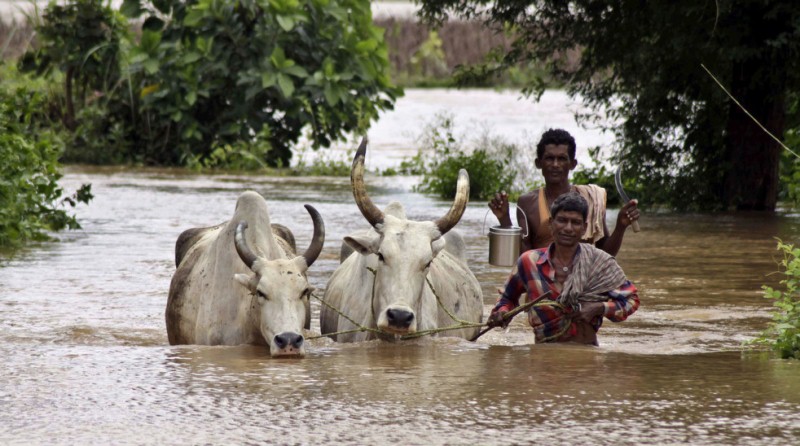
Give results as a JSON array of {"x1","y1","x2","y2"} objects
[{"x1": 166, "y1": 191, "x2": 313, "y2": 350}]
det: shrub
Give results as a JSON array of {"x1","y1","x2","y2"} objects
[
  {"x1": 0, "y1": 75, "x2": 92, "y2": 249},
  {"x1": 752, "y1": 240, "x2": 800, "y2": 360},
  {"x1": 409, "y1": 113, "x2": 518, "y2": 200},
  {"x1": 121, "y1": 0, "x2": 401, "y2": 167}
]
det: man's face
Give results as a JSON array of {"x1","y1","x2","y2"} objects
[
  {"x1": 550, "y1": 210, "x2": 587, "y2": 248},
  {"x1": 535, "y1": 144, "x2": 577, "y2": 184}
]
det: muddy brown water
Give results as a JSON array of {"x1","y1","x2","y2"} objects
[
  {"x1": 2, "y1": 165, "x2": 799, "y2": 445},
  {"x1": 2, "y1": 87, "x2": 800, "y2": 444}
]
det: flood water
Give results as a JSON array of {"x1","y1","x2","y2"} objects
[{"x1": 2, "y1": 89, "x2": 800, "y2": 445}]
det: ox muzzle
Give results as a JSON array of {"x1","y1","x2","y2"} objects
[
  {"x1": 377, "y1": 305, "x2": 417, "y2": 335},
  {"x1": 271, "y1": 332, "x2": 305, "y2": 356}
]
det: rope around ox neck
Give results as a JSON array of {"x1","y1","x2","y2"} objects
[{"x1": 307, "y1": 266, "x2": 485, "y2": 340}]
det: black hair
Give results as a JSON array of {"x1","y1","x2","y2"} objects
[
  {"x1": 550, "y1": 192, "x2": 588, "y2": 221},
  {"x1": 536, "y1": 128, "x2": 576, "y2": 160}
]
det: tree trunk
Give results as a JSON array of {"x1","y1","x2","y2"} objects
[
  {"x1": 64, "y1": 67, "x2": 76, "y2": 131},
  {"x1": 722, "y1": 59, "x2": 785, "y2": 211}
]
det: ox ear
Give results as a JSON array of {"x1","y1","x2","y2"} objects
[
  {"x1": 344, "y1": 232, "x2": 380, "y2": 256},
  {"x1": 431, "y1": 237, "x2": 446, "y2": 257},
  {"x1": 292, "y1": 256, "x2": 310, "y2": 272},
  {"x1": 234, "y1": 273, "x2": 259, "y2": 292}
]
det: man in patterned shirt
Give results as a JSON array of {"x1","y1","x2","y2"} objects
[{"x1": 487, "y1": 192, "x2": 639, "y2": 345}]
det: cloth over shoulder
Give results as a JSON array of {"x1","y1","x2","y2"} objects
[
  {"x1": 573, "y1": 184, "x2": 606, "y2": 244},
  {"x1": 558, "y1": 243, "x2": 626, "y2": 309}
]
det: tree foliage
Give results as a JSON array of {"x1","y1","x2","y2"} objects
[
  {"x1": 0, "y1": 71, "x2": 93, "y2": 249},
  {"x1": 418, "y1": 0, "x2": 800, "y2": 211},
  {"x1": 17, "y1": 0, "x2": 399, "y2": 167},
  {"x1": 120, "y1": 0, "x2": 401, "y2": 166},
  {"x1": 754, "y1": 240, "x2": 800, "y2": 360},
  {"x1": 19, "y1": 0, "x2": 128, "y2": 131}
]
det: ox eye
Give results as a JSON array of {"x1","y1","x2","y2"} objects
[
  {"x1": 256, "y1": 290, "x2": 268, "y2": 300},
  {"x1": 377, "y1": 253, "x2": 385, "y2": 263}
]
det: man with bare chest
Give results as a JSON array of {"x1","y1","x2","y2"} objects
[{"x1": 488, "y1": 128, "x2": 639, "y2": 256}]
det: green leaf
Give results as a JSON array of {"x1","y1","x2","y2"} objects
[
  {"x1": 277, "y1": 73, "x2": 294, "y2": 97},
  {"x1": 143, "y1": 59, "x2": 160, "y2": 75},
  {"x1": 270, "y1": 46, "x2": 287, "y2": 68},
  {"x1": 323, "y1": 84, "x2": 337, "y2": 105},
  {"x1": 261, "y1": 72, "x2": 277, "y2": 88},
  {"x1": 184, "y1": 9, "x2": 206, "y2": 27},
  {"x1": 355, "y1": 39, "x2": 378, "y2": 53},
  {"x1": 119, "y1": 0, "x2": 143, "y2": 17},
  {"x1": 181, "y1": 51, "x2": 202, "y2": 64},
  {"x1": 245, "y1": 85, "x2": 261, "y2": 101},
  {"x1": 138, "y1": 30, "x2": 162, "y2": 52},
  {"x1": 283, "y1": 65, "x2": 308, "y2": 78},
  {"x1": 276, "y1": 15, "x2": 295, "y2": 31}
]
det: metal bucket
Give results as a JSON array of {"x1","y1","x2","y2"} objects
[{"x1": 488, "y1": 226, "x2": 521, "y2": 267}]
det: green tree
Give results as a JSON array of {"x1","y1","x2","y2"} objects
[
  {"x1": 418, "y1": 0, "x2": 800, "y2": 211},
  {"x1": 0, "y1": 72, "x2": 93, "y2": 249},
  {"x1": 121, "y1": 0, "x2": 401, "y2": 166},
  {"x1": 19, "y1": 0, "x2": 128, "y2": 131}
]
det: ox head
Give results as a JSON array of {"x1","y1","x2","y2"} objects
[
  {"x1": 233, "y1": 205, "x2": 325, "y2": 356},
  {"x1": 346, "y1": 137, "x2": 469, "y2": 335}
]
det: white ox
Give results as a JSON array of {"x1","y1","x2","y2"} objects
[
  {"x1": 166, "y1": 191, "x2": 325, "y2": 356},
  {"x1": 320, "y1": 138, "x2": 483, "y2": 342}
]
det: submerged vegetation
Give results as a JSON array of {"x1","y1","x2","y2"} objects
[
  {"x1": 753, "y1": 240, "x2": 800, "y2": 360},
  {"x1": 0, "y1": 66, "x2": 92, "y2": 249},
  {"x1": 404, "y1": 113, "x2": 519, "y2": 200}
]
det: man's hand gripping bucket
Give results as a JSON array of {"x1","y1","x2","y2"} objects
[{"x1": 483, "y1": 206, "x2": 529, "y2": 267}]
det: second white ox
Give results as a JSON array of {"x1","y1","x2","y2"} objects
[
  {"x1": 320, "y1": 138, "x2": 483, "y2": 341},
  {"x1": 166, "y1": 191, "x2": 324, "y2": 356}
]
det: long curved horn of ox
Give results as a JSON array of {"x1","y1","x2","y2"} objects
[
  {"x1": 235, "y1": 221, "x2": 258, "y2": 269},
  {"x1": 433, "y1": 168, "x2": 470, "y2": 235},
  {"x1": 351, "y1": 136, "x2": 385, "y2": 227},
  {"x1": 301, "y1": 204, "x2": 325, "y2": 267}
]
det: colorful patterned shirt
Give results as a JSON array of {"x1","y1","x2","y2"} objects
[{"x1": 492, "y1": 244, "x2": 639, "y2": 343}]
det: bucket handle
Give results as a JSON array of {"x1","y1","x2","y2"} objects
[{"x1": 482, "y1": 204, "x2": 530, "y2": 238}]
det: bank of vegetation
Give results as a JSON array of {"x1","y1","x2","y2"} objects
[
  {"x1": 0, "y1": 0, "x2": 403, "y2": 248},
  {"x1": 0, "y1": 0, "x2": 553, "y2": 248}
]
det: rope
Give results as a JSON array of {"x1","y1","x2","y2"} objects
[
  {"x1": 701, "y1": 64, "x2": 800, "y2": 160},
  {"x1": 307, "y1": 266, "x2": 486, "y2": 341},
  {"x1": 307, "y1": 268, "x2": 558, "y2": 342},
  {"x1": 306, "y1": 291, "x2": 383, "y2": 340},
  {"x1": 468, "y1": 291, "x2": 553, "y2": 341}
]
